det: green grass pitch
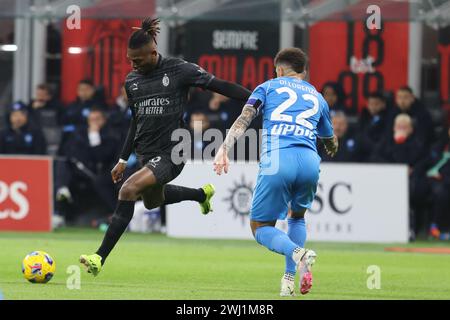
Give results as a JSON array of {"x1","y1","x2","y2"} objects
[{"x1": 0, "y1": 228, "x2": 449, "y2": 300}]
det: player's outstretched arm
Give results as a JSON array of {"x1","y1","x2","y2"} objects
[
  {"x1": 213, "y1": 104, "x2": 257, "y2": 175},
  {"x1": 206, "y1": 78, "x2": 251, "y2": 102},
  {"x1": 111, "y1": 117, "x2": 137, "y2": 183},
  {"x1": 320, "y1": 135, "x2": 339, "y2": 158}
]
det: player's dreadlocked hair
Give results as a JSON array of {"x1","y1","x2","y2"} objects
[{"x1": 128, "y1": 17, "x2": 160, "y2": 49}]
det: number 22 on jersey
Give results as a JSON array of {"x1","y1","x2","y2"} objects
[{"x1": 270, "y1": 87, "x2": 319, "y2": 130}]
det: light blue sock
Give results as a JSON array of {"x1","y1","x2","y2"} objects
[
  {"x1": 285, "y1": 218, "x2": 306, "y2": 274},
  {"x1": 255, "y1": 226, "x2": 298, "y2": 259}
]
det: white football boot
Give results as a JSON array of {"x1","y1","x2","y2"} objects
[
  {"x1": 292, "y1": 248, "x2": 317, "y2": 295},
  {"x1": 280, "y1": 274, "x2": 296, "y2": 297}
]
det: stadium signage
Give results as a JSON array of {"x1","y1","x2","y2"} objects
[
  {"x1": 223, "y1": 175, "x2": 254, "y2": 223},
  {"x1": 0, "y1": 181, "x2": 29, "y2": 220},
  {"x1": 212, "y1": 30, "x2": 258, "y2": 50},
  {"x1": 0, "y1": 157, "x2": 52, "y2": 231},
  {"x1": 135, "y1": 97, "x2": 170, "y2": 108},
  {"x1": 167, "y1": 162, "x2": 409, "y2": 243},
  {"x1": 311, "y1": 182, "x2": 352, "y2": 215},
  {"x1": 350, "y1": 56, "x2": 375, "y2": 74},
  {"x1": 309, "y1": 21, "x2": 408, "y2": 113},
  {"x1": 61, "y1": 19, "x2": 140, "y2": 105},
  {"x1": 183, "y1": 20, "x2": 278, "y2": 90},
  {"x1": 438, "y1": 27, "x2": 450, "y2": 115}
]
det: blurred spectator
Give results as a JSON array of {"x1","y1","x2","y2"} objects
[
  {"x1": 55, "y1": 108, "x2": 119, "y2": 223},
  {"x1": 93, "y1": 85, "x2": 109, "y2": 110},
  {"x1": 106, "y1": 84, "x2": 141, "y2": 179},
  {"x1": 372, "y1": 113, "x2": 426, "y2": 165},
  {"x1": 320, "y1": 111, "x2": 365, "y2": 162},
  {"x1": 58, "y1": 79, "x2": 108, "y2": 155},
  {"x1": 190, "y1": 111, "x2": 211, "y2": 131},
  {"x1": 186, "y1": 90, "x2": 260, "y2": 160},
  {"x1": 28, "y1": 84, "x2": 64, "y2": 155},
  {"x1": 321, "y1": 82, "x2": 347, "y2": 115},
  {"x1": 423, "y1": 127, "x2": 450, "y2": 240},
  {"x1": 28, "y1": 83, "x2": 63, "y2": 127},
  {"x1": 207, "y1": 93, "x2": 238, "y2": 132},
  {"x1": 387, "y1": 86, "x2": 434, "y2": 146},
  {"x1": 187, "y1": 91, "x2": 243, "y2": 134},
  {"x1": 61, "y1": 79, "x2": 107, "y2": 128},
  {"x1": 372, "y1": 114, "x2": 428, "y2": 238},
  {"x1": 0, "y1": 102, "x2": 47, "y2": 155},
  {"x1": 189, "y1": 111, "x2": 211, "y2": 159},
  {"x1": 358, "y1": 92, "x2": 389, "y2": 156}
]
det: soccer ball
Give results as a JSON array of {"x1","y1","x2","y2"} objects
[{"x1": 22, "y1": 251, "x2": 56, "y2": 283}]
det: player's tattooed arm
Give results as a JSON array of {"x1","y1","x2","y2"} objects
[
  {"x1": 321, "y1": 135, "x2": 339, "y2": 157},
  {"x1": 214, "y1": 103, "x2": 257, "y2": 175},
  {"x1": 222, "y1": 104, "x2": 258, "y2": 152},
  {"x1": 214, "y1": 98, "x2": 260, "y2": 175}
]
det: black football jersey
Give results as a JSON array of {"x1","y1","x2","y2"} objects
[{"x1": 124, "y1": 54, "x2": 214, "y2": 158}]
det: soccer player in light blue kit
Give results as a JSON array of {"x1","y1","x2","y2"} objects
[{"x1": 214, "y1": 48, "x2": 338, "y2": 296}]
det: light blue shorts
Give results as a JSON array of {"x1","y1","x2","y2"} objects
[{"x1": 250, "y1": 147, "x2": 321, "y2": 222}]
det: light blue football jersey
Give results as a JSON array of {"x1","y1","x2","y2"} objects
[{"x1": 248, "y1": 76, "x2": 334, "y2": 156}]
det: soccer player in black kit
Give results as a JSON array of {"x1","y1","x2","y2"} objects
[{"x1": 80, "y1": 18, "x2": 251, "y2": 276}]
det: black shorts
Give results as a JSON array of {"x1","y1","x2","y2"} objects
[{"x1": 138, "y1": 153, "x2": 185, "y2": 185}]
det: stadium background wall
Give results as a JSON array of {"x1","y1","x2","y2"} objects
[{"x1": 0, "y1": 156, "x2": 52, "y2": 232}]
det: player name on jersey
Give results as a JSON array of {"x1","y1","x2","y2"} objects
[{"x1": 278, "y1": 79, "x2": 318, "y2": 95}]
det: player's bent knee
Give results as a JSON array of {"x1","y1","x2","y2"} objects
[
  {"x1": 119, "y1": 183, "x2": 140, "y2": 201},
  {"x1": 290, "y1": 208, "x2": 306, "y2": 219},
  {"x1": 250, "y1": 220, "x2": 276, "y2": 237},
  {"x1": 142, "y1": 187, "x2": 164, "y2": 209},
  {"x1": 143, "y1": 197, "x2": 163, "y2": 210}
]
